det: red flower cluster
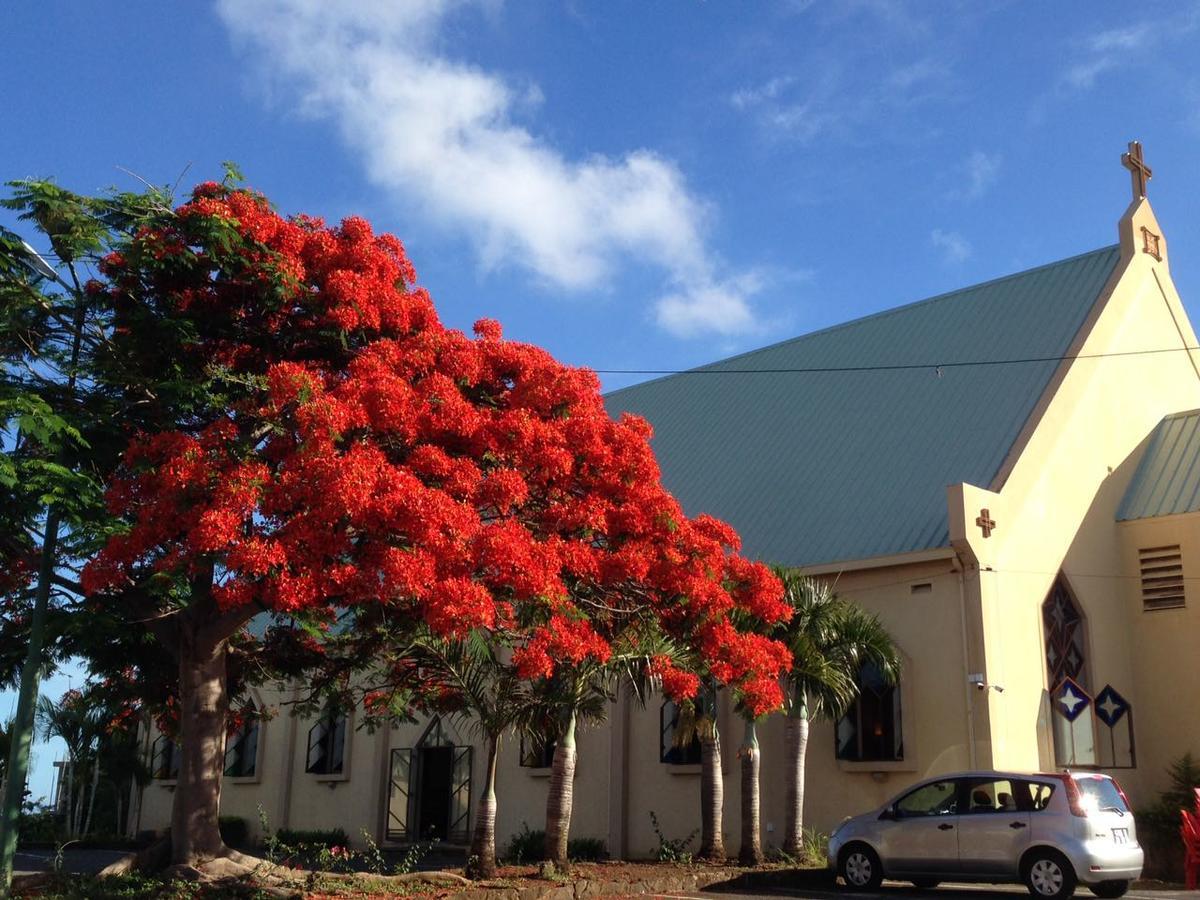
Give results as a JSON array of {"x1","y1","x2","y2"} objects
[{"x1": 82, "y1": 181, "x2": 792, "y2": 710}]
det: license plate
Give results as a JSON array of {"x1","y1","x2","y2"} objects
[{"x1": 1112, "y1": 828, "x2": 1129, "y2": 844}]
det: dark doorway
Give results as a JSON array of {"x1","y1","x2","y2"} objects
[{"x1": 417, "y1": 746, "x2": 453, "y2": 840}]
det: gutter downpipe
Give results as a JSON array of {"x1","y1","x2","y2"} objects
[{"x1": 955, "y1": 559, "x2": 977, "y2": 770}]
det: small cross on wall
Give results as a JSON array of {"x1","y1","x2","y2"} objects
[
  {"x1": 975, "y1": 508, "x2": 996, "y2": 538},
  {"x1": 1121, "y1": 140, "x2": 1152, "y2": 200}
]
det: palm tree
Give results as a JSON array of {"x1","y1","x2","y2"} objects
[
  {"x1": 36, "y1": 690, "x2": 104, "y2": 837},
  {"x1": 738, "y1": 713, "x2": 763, "y2": 865},
  {"x1": 536, "y1": 626, "x2": 674, "y2": 874},
  {"x1": 536, "y1": 666, "x2": 621, "y2": 873},
  {"x1": 673, "y1": 692, "x2": 724, "y2": 861},
  {"x1": 407, "y1": 631, "x2": 534, "y2": 879},
  {"x1": 771, "y1": 569, "x2": 900, "y2": 857}
]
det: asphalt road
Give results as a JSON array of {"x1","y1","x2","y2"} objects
[
  {"x1": 12, "y1": 847, "x2": 129, "y2": 876},
  {"x1": 669, "y1": 882, "x2": 1200, "y2": 900}
]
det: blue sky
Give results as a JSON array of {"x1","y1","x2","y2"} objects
[{"x1": 3, "y1": 0, "x2": 1200, "y2": 800}]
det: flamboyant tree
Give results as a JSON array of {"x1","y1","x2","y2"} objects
[{"x1": 74, "y1": 177, "x2": 792, "y2": 875}]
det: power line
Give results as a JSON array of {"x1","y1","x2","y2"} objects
[{"x1": 595, "y1": 344, "x2": 1200, "y2": 377}]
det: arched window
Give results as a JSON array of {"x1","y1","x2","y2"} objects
[
  {"x1": 835, "y1": 661, "x2": 903, "y2": 762},
  {"x1": 1043, "y1": 577, "x2": 1089, "y2": 690},
  {"x1": 1043, "y1": 576, "x2": 1096, "y2": 766}
]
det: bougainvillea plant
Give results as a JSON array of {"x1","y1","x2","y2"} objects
[{"x1": 78, "y1": 178, "x2": 791, "y2": 872}]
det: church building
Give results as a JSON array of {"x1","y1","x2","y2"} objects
[{"x1": 132, "y1": 145, "x2": 1200, "y2": 860}]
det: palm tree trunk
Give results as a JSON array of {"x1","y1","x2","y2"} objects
[
  {"x1": 82, "y1": 758, "x2": 100, "y2": 837},
  {"x1": 698, "y1": 723, "x2": 725, "y2": 861},
  {"x1": 738, "y1": 718, "x2": 762, "y2": 866},
  {"x1": 543, "y1": 710, "x2": 577, "y2": 872},
  {"x1": 782, "y1": 698, "x2": 809, "y2": 857},
  {"x1": 467, "y1": 733, "x2": 500, "y2": 879}
]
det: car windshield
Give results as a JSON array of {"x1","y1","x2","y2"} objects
[{"x1": 1075, "y1": 776, "x2": 1128, "y2": 813}]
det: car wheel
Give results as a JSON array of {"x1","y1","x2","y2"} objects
[
  {"x1": 1089, "y1": 881, "x2": 1130, "y2": 898},
  {"x1": 911, "y1": 879, "x2": 940, "y2": 890},
  {"x1": 840, "y1": 843, "x2": 884, "y2": 891},
  {"x1": 1023, "y1": 850, "x2": 1077, "y2": 900}
]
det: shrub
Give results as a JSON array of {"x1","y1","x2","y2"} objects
[
  {"x1": 217, "y1": 816, "x2": 249, "y2": 850},
  {"x1": 501, "y1": 823, "x2": 608, "y2": 863},
  {"x1": 649, "y1": 810, "x2": 697, "y2": 863},
  {"x1": 275, "y1": 827, "x2": 349, "y2": 849},
  {"x1": 568, "y1": 836, "x2": 609, "y2": 861},
  {"x1": 1136, "y1": 753, "x2": 1200, "y2": 881},
  {"x1": 502, "y1": 823, "x2": 543, "y2": 865}
]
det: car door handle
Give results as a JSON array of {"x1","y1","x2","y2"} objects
[
  {"x1": 1009, "y1": 821, "x2": 1027, "y2": 829},
  {"x1": 938, "y1": 823, "x2": 954, "y2": 831}
]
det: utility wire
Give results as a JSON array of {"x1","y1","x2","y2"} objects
[{"x1": 595, "y1": 344, "x2": 1200, "y2": 376}]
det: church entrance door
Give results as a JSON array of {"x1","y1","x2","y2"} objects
[
  {"x1": 386, "y1": 718, "x2": 473, "y2": 844},
  {"x1": 417, "y1": 746, "x2": 453, "y2": 840}
]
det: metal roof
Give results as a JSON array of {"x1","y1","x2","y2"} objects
[
  {"x1": 606, "y1": 245, "x2": 1121, "y2": 568},
  {"x1": 1117, "y1": 410, "x2": 1200, "y2": 521}
]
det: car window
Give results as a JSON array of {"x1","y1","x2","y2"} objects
[
  {"x1": 1075, "y1": 776, "x2": 1129, "y2": 813},
  {"x1": 895, "y1": 780, "x2": 958, "y2": 817},
  {"x1": 964, "y1": 778, "x2": 1022, "y2": 814},
  {"x1": 1026, "y1": 780, "x2": 1056, "y2": 812}
]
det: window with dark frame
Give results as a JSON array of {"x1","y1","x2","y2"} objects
[
  {"x1": 224, "y1": 715, "x2": 260, "y2": 778},
  {"x1": 518, "y1": 733, "x2": 556, "y2": 768},
  {"x1": 150, "y1": 734, "x2": 180, "y2": 780},
  {"x1": 660, "y1": 698, "x2": 705, "y2": 765},
  {"x1": 835, "y1": 661, "x2": 903, "y2": 762},
  {"x1": 305, "y1": 712, "x2": 347, "y2": 775}
]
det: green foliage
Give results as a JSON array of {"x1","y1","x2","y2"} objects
[
  {"x1": 1136, "y1": 752, "x2": 1200, "y2": 880},
  {"x1": 565, "y1": 836, "x2": 609, "y2": 862},
  {"x1": 501, "y1": 822, "x2": 608, "y2": 864},
  {"x1": 766, "y1": 827, "x2": 829, "y2": 867},
  {"x1": 649, "y1": 810, "x2": 697, "y2": 863},
  {"x1": 15, "y1": 809, "x2": 59, "y2": 842},
  {"x1": 771, "y1": 568, "x2": 901, "y2": 722},
  {"x1": 273, "y1": 827, "x2": 349, "y2": 849},
  {"x1": 502, "y1": 822, "x2": 543, "y2": 865}
]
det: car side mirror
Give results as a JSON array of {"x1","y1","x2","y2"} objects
[{"x1": 878, "y1": 806, "x2": 896, "y2": 821}]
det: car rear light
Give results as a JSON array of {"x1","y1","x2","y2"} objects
[{"x1": 1061, "y1": 774, "x2": 1088, "y2": 817}]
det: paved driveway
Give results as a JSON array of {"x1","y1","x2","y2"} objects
[
  {"x1": 673, "y1": 881, "x2": 1200, "y2": 900},
  {"x1": 12, "y1": 847, "x2": 129, "y2": 876}
]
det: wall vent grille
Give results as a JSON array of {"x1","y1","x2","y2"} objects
[{"x1": 1139, "y1": 545, "x2": 1186, "y2": 610}]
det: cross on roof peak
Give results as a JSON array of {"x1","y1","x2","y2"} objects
[{"x1": 1121, "y1": 140, "x2": 1152, "y2": 201}]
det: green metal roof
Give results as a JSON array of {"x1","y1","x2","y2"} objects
[
  {"x1": 1118, "y1": 410, "x2": 1200, "y2": 521},
  {"x1": 606, "y1": 245, "x2": 1121, "y2": 568}
]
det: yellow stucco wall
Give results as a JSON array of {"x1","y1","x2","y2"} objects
[{"x1": 948, "y1": 199, "x2": 1200, "y2": 806}]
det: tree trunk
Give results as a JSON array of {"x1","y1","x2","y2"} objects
[
  {"x1": 543, "y1": 710, "x2": 577, "y2": 872},
  {"x1": 782, "y1": 700, "x2": 809, "y2": 857},
  {"x1": 83, "y1": 758, "x2": 100, "y2": 837},
  {"x1": 738, "y1": 718, "x2": 762, "y2": 866},
  {"x1": 698, "y1": 723, "x2": 725, "y2": 861},
  {"x1": 467, "y1": 733, "x2": 500, "y2": 879},
  {"x1": 169, "y1": 635, "x2": 231, "y2": 867}
]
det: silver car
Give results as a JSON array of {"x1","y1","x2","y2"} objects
[{"x1": 828, "y1": 770, "x2": 1143, "y2": 899}]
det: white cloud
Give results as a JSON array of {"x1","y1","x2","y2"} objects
[
  {"x1": 215, "y1": 0, "x2": 763, "y2": 338},
  {"x1": 958, "y1": 150, "x2": 1001, "y2": 200},
  {"x1": 729, "y1": 56, "x2": 952, "y2": 147},
  {"x1": 930, "y1": 228, "x2": 972, "y2": 264}
]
